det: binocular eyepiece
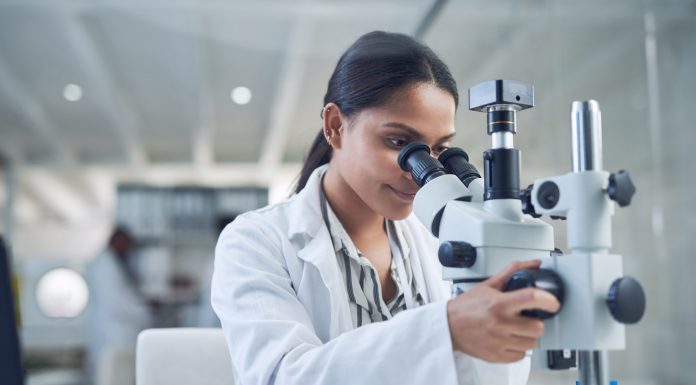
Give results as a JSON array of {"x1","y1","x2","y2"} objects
[
  {"x1": 397, "y1": 141, "x2": 481, "y2": 188},
  {"x1": 397, "y1": 142, "x2": 446, "y2": 187}
]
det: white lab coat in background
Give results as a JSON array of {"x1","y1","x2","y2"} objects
[
  {"x1": 86, "y1": 249, "x2": 152, "y2": 384},
  {"x1": 212, "y1": 165, "x2": 530, "y2": 385}
]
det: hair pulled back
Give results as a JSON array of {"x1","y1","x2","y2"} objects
[{"x1": 294, "y1": 31, "x2": 459, "y2": 193}]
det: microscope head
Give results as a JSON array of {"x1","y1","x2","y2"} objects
[
  {"x1": 469, "y1": 79, "x2": 534, "y2": 113},
  {"x1": 469, "y1": 80, "x2": 534, "y2": 145},
  {"x1": 467, "y1": 80, "x2": 535, "y2": 202}
]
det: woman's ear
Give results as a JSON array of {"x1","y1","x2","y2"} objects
[{"x1": 322, "y1": 103, "x2": 345, "y2": 150}]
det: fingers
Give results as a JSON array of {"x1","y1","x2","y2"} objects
[
  {"x1": 484, "y1": 260, "x2": 542, "y2": 289},
  {"x1": 508, "y1": 335, "x2": 538, "y2": 351},
  {"x1": 499, "y1": 288, "x2": 560, "y2": 317},
  {"x1": 486, "y1": 335, "x2": 536, "y2": 363},
  {"x1": 508, "y1": 317, "x2": 545, "y2": 339},
  {"x1": 502, "y1": 349, "x2": 531, "y2": 363},
  {"x1": 489, "y1": 349, "x2": 529, "y2": 363}
]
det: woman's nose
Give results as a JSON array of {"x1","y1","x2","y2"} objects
[
  {"x1": 403, "y1": 170, "x2": 413, "y2": 180},
  {"x1": 403, "y1": 170, "x2": 420, "y2": 189}
]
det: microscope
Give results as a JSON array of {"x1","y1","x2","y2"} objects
[{"x1": 398, "y1": 80, "x2": 646, "y2": 385}]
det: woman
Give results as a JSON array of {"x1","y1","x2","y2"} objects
[{"x1": 212, "y1": 31, "x2": 559, "y2": 385}]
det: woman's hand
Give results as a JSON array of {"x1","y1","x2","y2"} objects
[{"x1": 446, "y1": 260, "x2": 560, "y2": 363}]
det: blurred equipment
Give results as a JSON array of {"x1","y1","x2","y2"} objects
[
  {"x1": 114, "y1": 186, "x2": 266, "y2": 327},
  {"x1": 196, "y1": 215, "x2": 238, "y2": 328},
  {"x1": 0, "y1": 236, "x2": 25, "y2": 385},
  {"x1": 398, "y1": 80, "x2": 646, "y2": 385}
]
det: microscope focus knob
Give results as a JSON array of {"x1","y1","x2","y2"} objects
[
  {"x1": 606, "y1": 276, "x2": 646, "y2": 324},
  {"x1": 520, "y1": 184, "x2": 541, "y2": 218},
  {"x1": 607, "y1": 170, "x2": 636, "y2": 207},
  {"x1": 503, "y1": 269, "x2": 565, "y2": 319},
  {"x1": 438, "y1": 241, "x2": 477, "y2": 268}
]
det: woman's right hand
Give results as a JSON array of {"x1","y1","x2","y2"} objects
[{"x1": 446, "y1": 260, "x2": 560, "y2": 363}]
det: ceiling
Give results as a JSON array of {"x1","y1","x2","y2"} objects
[{"x1": 0, "y1": 0, "x2": 695, "y2": 225}]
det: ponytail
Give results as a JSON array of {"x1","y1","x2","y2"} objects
[{"x1": 294, "y1": 130, "x2": 332, "y2": 193}]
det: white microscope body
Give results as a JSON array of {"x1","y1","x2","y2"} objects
[{"x1": 398, "y1": 80, "x2": 645, "y2": 384}]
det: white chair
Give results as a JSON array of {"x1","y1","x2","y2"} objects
[{"x1": 136, "y1": 328, "x2": 235, "y2": 385}]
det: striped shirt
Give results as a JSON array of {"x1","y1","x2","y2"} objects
[{"x1": 319, "y1": 180, "x2": 425, "y2": 327}]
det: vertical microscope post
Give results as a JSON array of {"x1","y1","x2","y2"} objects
[
  {"x1": 571, "y1": 100, "x2": 610, "y2": 385},
  {"x1": 571, "y1": 100, "x2": 603, "y2": 173}
]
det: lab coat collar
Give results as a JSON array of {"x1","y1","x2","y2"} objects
[{"x1": 286, "y1": 164, "x2": 328, "y2": 244}]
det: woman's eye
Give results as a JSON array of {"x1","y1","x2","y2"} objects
[
  {"x1": 387, "y1": 138, "x2": 408, "y2": 148},
  {"x1": 432, "y1": 145, "x2": 450, "y2": 155}
]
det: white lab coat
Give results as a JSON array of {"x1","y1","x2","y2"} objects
[
  {"x1": 212, "y1": 165, "x2": 530, "y2": 385},
  {"x1": 85, "y1": 249, "x2": 152, "y2": 383}
]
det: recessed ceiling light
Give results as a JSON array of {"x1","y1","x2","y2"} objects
[
  {"x1": 63, "y1": 83, "x2": 82, "y2": 102},
  {"x1": 231, "y1": 86, "x2": 252, "y2": 105}
]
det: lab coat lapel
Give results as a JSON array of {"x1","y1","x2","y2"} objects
[
  {"x1": 294, "y1": 217, "x2": 353, "y2": 338},
  {"x1": 289, "y1": 165, "x2": 353, "y2": 337}
]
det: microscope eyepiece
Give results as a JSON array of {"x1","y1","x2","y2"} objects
[
  {"x1": 439, "y1": 147, "x2": 469, "y2": 162},
  {"x1": 397, "y1": 141, "x2": 447, "y2": 187},
  {"x1": 438, "y1": 148, "x2": 481, "y2": 187}
]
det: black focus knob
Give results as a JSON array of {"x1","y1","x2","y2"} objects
[
  {"x1": 606, "y1": 276, "x2": 646, "y2": 324},
  {"x1": 503, "y1": 268, "x2": 565, "y2": 319},
  {"x1": 520, "y1": 184, "x2": 541, "y2": 218},
  {"x1": 438, "y1": 241, "x2": 477, "y2": 268},
  {"x1": 537, "y1": 181, "x2": 561, "y2": 210},
  {"x1": 607, "y1": 170, "x2": 636, "y2": 207}
]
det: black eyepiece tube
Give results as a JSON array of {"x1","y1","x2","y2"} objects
[
  {"x1": 438, "y1": 148, "x2": 481, "y2": 187},
  {"x1": 397, "y1": 141, "x2": 447, "y2": 187}
]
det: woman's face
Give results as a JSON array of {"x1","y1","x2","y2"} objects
[{"x1": 331, "y1": 82, "x2": 457, "y2": 220}]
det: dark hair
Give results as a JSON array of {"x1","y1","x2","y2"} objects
[{"x1": 294, "y1": 30, "x2": 459, "y2": 193}]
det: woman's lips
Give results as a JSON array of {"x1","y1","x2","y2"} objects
[{"x1": 390, "y1": 186, "x2": 417, "y2": 202}]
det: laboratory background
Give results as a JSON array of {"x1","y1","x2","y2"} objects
[{"x1": 0, "y1": 0, "x2": 694, "y2": 384}]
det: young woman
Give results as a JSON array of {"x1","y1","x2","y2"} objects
[{"x1": 212, "y1": 31, "x2": 559, "y2": 385}]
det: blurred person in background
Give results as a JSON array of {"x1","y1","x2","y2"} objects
[{"x1": 85, "y1": 226, "x2": 156, "y2": 385}]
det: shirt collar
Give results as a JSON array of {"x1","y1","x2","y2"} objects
[{"x1": 318, "y1": 172, "x2": 413, "y2": 265}]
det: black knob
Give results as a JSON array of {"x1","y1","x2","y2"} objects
[
  {"x1": 537, "y1": 181, "x2": 560, "y2": 210},
  {"x1": 438, "y1": 241, "x2": 477, "y2": 268},
  {"x1": 606, "y1": 276, "x2": 646, "y2": 324},
  {"x1": 503, "y1": 268, "x2": 565, "y2": 319},
  {"x1": 520, "y1": 184, "x2": 541, "y2": 218},
  {"x1": 607, "y1": 170, "x2": 636, "y2": 207}
]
